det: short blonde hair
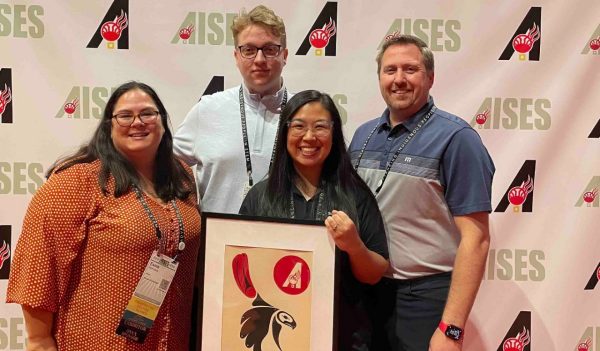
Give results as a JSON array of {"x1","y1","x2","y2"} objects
[{"x1": 231, "y1": 5, "x2": 286, "y2": 48}]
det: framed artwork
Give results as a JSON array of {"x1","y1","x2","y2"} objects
[{"x1": 193, "y1": 213, "x2": 339, "y2": 351}]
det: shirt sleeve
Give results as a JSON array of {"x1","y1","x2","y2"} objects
[
  {"x1": 173, "y1": 102, "x2": 201, "y2": 166},
  {"x1": 6, "y1": 164, "x2": 98, "y2": 312},
  {"x1": 441, "y1": 128, "x2": 495, "y2": 216},
  {"x1": 356, "y1": 187, "x2": 389, "y2": 259}
]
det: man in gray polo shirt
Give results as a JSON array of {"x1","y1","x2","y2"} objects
[{"x1": 349, "y1": 34, "x2": 494, "y2": 351}]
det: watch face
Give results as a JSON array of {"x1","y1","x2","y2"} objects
[{"x1": 446, "y1": 326, "x2": 463, "y2": 340}]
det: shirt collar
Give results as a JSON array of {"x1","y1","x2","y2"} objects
[
  {"x1": 241, "y1": 80, "x2": 287, "y2": 112},
  {"x1": 378, "y1": 96, "x2": 435, "y2": 132},
  {"x1": 291, "y1": 182, "x2": 322, "y2": 202}
]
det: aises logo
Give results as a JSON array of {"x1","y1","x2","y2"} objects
[
  {"x1": 574, "y1": 327, "x2": 600, "y2": 351},
  {"x1": 494, "y1": 161, "x2": 536, "y2": 213},
  {"x1": 55, "y1": 86, "x2": 116, "y2": 119},
  {"x1": 470, "y1": 97, "x2": 551, "y2": 130},
  {"x1": 0, "y1": 225, "x2": 11, "y2": 280},
  {"x1": 499, "y1": 7, "x2": 541, "y2": 61},
  {"x1": 484, "y1": 249, "x2": 545, "y2": 281},
  {"x1": 581, "y1": 24, "x2": 600, "y2": 55},
  {"x1": 171, "y1": 12, "x2": 236, "y2": 46},
  {"x1": 575, "y1": 177, "x2": 600, "y2": 208},
  {"x1": 0, "y1": 68, "x2": 13, "y2": 124},
  {"x1": 497, "y1": 311, "x2": 531, "y2": 351},
  {"x1": 296, "y1": 2, "x2": 338, "y2": 57},
  {"x1": 584, "y1": 262, "x2": 600, "y2": 290},
  {"x1": 0, "y1": 4, "x2": 44, "y2": 38},
  {"x1": 86, "y1": 0, "x2": 129, "y2": 49},
  {"x1": 380, "y1": 18, "x2": 461, "y2": 52}
]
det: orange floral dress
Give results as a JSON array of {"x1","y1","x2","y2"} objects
[{"x1": 7, "y1": 160, "x2": 201, "y2": 350}]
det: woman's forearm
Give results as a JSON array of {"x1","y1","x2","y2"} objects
[{"x1": 22, "y1": 305, "x2": 57, "y2": 351}]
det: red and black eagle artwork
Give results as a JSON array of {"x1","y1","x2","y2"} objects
[{"x1": 232, "y1": 253, "x2": 297, "y2": 351}]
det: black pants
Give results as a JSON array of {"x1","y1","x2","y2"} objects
[{"x1": 365, "y1": 272, "x2": 451, "y2": 351}]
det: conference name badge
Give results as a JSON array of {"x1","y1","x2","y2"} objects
[{"x1": 116, "y1": 250, "x2": 179, "y2": 343}]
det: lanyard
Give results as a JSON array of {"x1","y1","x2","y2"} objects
[
  {"x1": 239, "y1": 85, "x2": 288, "y2": 186},
  {"x1": 353, "y1": 105, "x2": 437, "y2": 195},
  {"x1": 289, "y1": 182, "x2": 327, "y2": 220},
  {"x1": 132, "y1": 186, "x2": 185, "y2": 260}
]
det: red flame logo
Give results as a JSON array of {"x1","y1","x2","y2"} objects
[
  {"x1": 64, "y1": 98, "x2": 79, "y2": 115},
  {"x1": 597, "y1": 267, "x2": 600, "y2": 280},
  {"x1": 512, "y1": 23, "x2": 540, "y2": 54},
  {"x1": 0, "y1": 84, "x2": 12, "y2": 117},
  {"x1": 385, "y1": 30, "x2": 401, "y2": 41},
  {"x1": 309, "y1": 18, "x2": 336, "y2": 49},
  {"x1": 503, "y1": 327, "x2": 531, "y2": 351},
  {"x1": 583, "y1": 188, "x2": 598, "y2": 204},
  {"x1": 475, "y1": 109, "x2": 490, "y2": 125},
  {"x1": 577, "y1": 337, "x2": 592, "y2": 351},
  {"x1": 179, "y1": 23, "x2": 195, "y2": 40},
  {"x1": 508, "y1": 176, "x2": 534, "y2": 206},
  {"x1": 590, "y1": 38, "x2": 600, "y2": 51},
  {"x1": 0, "y1": 241, "x2": 10, "y2": 270},
  {"x1": 101, "y1": 10, "x2": 128, "y2": 42}
]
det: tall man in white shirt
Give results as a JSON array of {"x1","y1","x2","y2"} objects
[{"x1": 174, "y1": 5, "x2": 290, "y2": 213}]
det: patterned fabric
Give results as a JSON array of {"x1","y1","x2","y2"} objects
[{"x1": 6, "y1": 160, "x2": 201, "y2": 350}]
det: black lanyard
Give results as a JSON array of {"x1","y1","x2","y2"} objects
[
  {"x1": 239, "y1": 85, "x2": 288, "y2": 186},
  {"x1": 132, "y1": 186, "x2": 185, "y2": 260},
  {"x1": 353, "y1": 105, "x2": 437, "y2": 195},
  {"x1": 289, "y1": 182, "x2": 327, "y2": 220}
]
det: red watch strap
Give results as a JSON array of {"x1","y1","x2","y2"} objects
[{"x1": 438, "y1": 321, "x2": 449, "y2": 333}]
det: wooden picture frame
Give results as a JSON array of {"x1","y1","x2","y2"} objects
[{"x1": 193, "y1": 212, "x2": 339, "y2": 351}]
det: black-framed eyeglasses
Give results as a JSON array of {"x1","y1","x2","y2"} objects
[
  {"x1": 112, "y1": 110, "x2": 160, "y2": 127},
  {"x1": 287, "y1": 120, "x2": 334, "y2": 138},
  {"x1": 237, "y1": 44, "x2": 282, "y2": 59}
]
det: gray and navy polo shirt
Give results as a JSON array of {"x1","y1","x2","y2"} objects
[{"x1": 349, "y1": 98, "x2": 494, "y2": 280}]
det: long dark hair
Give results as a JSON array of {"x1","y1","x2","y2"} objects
[
  {"x1": 47, "y1": 81, "x2": 194, "y2": 201},
  {"x1": 261, "y1": 90, "x2": 375, "y2": 223}
]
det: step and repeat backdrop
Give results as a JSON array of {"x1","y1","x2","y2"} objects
[{"x1": 0, "y1": 0, "x2": 599, "y2": 350}]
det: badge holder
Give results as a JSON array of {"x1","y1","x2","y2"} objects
[{"x1": 116, "y1": 251, "x2": 179, "y2": 343}]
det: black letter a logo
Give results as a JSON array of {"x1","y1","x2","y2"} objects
[
  {"x1": 296, "y1": 2, "x2": 338, "y2": 56},
  {"x1": 499, "y1": 7, "x2": 541, "y2": 61},
  {"x1": 197, "y1": 76, "x2": 224, "y2": 102},
  {"x1": 584, "y1": 262, "x2": 600, "y2": 290},
  {"x1": 86, "y1": 0, "x2": 129, "y2": 49},
  {"x1": 0, "y1": 68, "x2": 13, "y2": 124},
  {"x1": 589, "y1": 119, "x2": 600, "y2": 138},
  {"x1": 494, "y1": 160, "x2": 536, "y2": 213},
  {"x1": 496, "y1": 311, "x2": 531, "y2": 351}
]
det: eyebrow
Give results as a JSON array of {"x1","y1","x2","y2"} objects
[{"x1": 113, "y1": 107, "x2": 157, "y2": 113}]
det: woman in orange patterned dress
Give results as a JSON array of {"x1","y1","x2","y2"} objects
[{"x1": 6, "y1": 81, "x2": 201, "y2": 350}]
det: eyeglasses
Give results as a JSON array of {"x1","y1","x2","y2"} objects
[
  {"x1": 237, "y1": 44, "x2": 282, "y2": 59},
  {"x1": 112, "y1": 110, "x2": 160, "y2": 127},
  {"x1": 287, "y1": 120, "x2": 334, "y2": 137}
]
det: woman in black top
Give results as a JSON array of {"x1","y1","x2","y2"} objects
[{"x1": 240, "y1": 89, "x2": 389, "y2": 349}]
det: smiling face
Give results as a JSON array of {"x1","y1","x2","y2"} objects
[
  {"x1": 286, "y1": 102, "x2": 333, "y2": 180},
  {"x1": 110, "y1": 88, "x2": 164, "y2": 164},
  {"x1": 378, "y1": 43, "x2": 434, "y2": 124},
  {"x1": 234, "y1": 24, "x2": 288, "y2": 96}
]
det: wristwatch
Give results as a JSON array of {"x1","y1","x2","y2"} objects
[{"x1": 438, "y1": 321, "x2": 464, "y2": 341}]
